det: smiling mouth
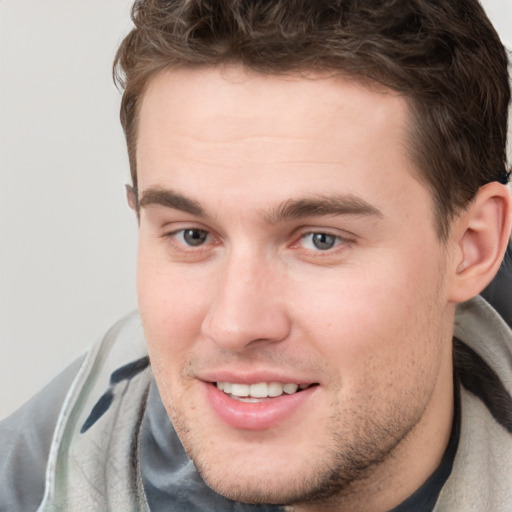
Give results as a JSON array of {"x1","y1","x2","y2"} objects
[{"x1": 215, "y1": 381, "x2": 317, "y2": 402}]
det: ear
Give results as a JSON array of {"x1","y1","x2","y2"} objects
[
  {"x1": 448, "y1": 182, "x2": 512, "y2": 303},
  {"x1": 125, "y1": 184, "x2": 138, "y2": 212}
]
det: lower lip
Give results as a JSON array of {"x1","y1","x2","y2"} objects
[{"x1": 204, "y1": 383, "x2": 317, "y2": 431}]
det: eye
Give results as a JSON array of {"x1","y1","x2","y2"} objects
[
  {"x1": 300, "y1": 232, "x2": 343, "y2": 251},
  {"x1": 174, "y1": 228, "x2": 210, "y2": 247}
]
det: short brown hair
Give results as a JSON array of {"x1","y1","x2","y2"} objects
[{"x1": 114, "y1": 0, "x2": 510, "y2": 239}]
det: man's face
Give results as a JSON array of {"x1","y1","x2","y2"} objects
[{"x1": 136, "y1": 67, "x2": 455, "y2": 509}]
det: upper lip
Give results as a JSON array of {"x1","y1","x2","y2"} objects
[{"x1": 197, "y1": 369, "x2": 318, "y2": 386}]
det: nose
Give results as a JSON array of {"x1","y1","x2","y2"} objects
[{"x1": 201, "y1": 251, "x2": 291, "y2": 352}]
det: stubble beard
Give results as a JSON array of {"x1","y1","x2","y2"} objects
[{"x1": 167, "y1": 385, "x2": 432, "y2": 510}]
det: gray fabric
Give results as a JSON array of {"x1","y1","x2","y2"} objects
[
  {"x1": 0, "y1": 356, "x2": 84, "y2": 512},
  {"x1": 433, "y1": 297, "x2": 512, "y2": 511},
  {"x1": 36, "y1": 312, "x2": 151, "y2": 512}
]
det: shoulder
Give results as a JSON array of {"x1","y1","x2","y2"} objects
[
  {"x1": 0, "y1": 355, "x2": 84, "y2": 512},
  {"x1": 444, "y1": 296, "x2": 512, "y2": 511},
  {"x1": 0, "y1": 311, "x2": 146, "y2": 512}
]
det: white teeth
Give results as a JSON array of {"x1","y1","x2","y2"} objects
[
  {"x1": 249, "y1": 382, "x2": 268, "y2": 398},
  {"x1": 268, "y1": 382, "x2": 284, "y2": 397},
  {"x1": 216, "y1": 381, "x2": 307, "y2": 398},
  {"x1": 230, "y1": 383, "x2": 249, "y2": 397},
  {"x1": 283, "y1": 383, "x2": 299, "y2": 394}
]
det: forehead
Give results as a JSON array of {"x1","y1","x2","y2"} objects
[
  {"x1": 136, "y1": 66, "x2": 431, "y2": 225},
  {"x1": 137, "y1": 66, "x2": 410, "y2": 165}
]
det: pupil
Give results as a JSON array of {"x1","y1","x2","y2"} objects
[
  {"x1": 312, "y1": 233, "x2": 335, "y2": 250},
  {"x1": 183, "y1": 229, "x2": 207, "y2": 246}
]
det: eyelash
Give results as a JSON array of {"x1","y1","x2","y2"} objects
[
  {"x1": 298, "y1": 232, "x2": 348, "y2": 252},
  {"x1": 164, "y1": 227, "x2": 352, "y2": 255},
  {"x1": 171, "y1": 228, "x2": 211, "y2": 246},
  {"x1": 164, "y1": 228, "x2": 215, "y2": 252}
]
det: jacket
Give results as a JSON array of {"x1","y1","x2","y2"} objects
[{"x1": 18, "y1": 297, "x2": 512, "y2": 511}]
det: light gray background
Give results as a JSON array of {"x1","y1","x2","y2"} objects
[{"x1": 1, "y1": 0, "x2": 511, "y2": 419}]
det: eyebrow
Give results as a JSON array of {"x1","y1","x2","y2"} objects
[
  {"x1": 139, "y1": 187, "x2": 205, "y2": 216},
  {"x1": 138, "y1": 186, "x2": 383, "y2": 223},
  {"x1": 264, "y1": 195, "x2": 384, "y2": 224}
]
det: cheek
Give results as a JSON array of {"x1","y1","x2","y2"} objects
[
  {"x1": 292, "y1": 254, "x2": 446, "y2": 385},
  {"x1": 137, "y1": 262, "x2": 208, "y2": 411},
  {"x1": 136, "y1": 249, "x2": 210, "y2": 357}
]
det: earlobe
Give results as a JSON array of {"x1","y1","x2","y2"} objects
[
  {"x1": 125, "y1": 184, "x2": 138, "y2": 211},
  {"x1": 448, "y1": 182, "x2": 512, "y2": 303}
]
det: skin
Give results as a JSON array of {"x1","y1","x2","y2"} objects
[{"x1": 135, "y1": 66, "x2": 459, "y2": 511}]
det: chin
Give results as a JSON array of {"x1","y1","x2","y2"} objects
[{"x1": 172, "y1": 410, "x2": 408, "y2": 508}]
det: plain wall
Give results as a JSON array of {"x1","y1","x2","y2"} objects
[
  {"x1": 1, "y1": 0, "x2": 511, "y2": 419},
  {"x1": 0, "y1": 0, "x2": 136, "y2": 419}
]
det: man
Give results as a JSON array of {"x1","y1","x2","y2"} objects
[{"x1": 2, "y1": 0, "x2": 512, "y2": 511}]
